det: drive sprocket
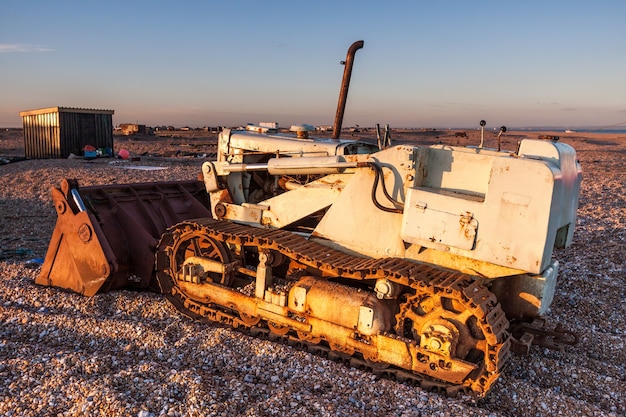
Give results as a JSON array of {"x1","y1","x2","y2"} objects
[{"x1": 395, "y1": 277, "x2": 510, "y2": 394}]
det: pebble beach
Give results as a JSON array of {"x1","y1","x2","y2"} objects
[{"x1": 0, "y1": 128, "x2": 624, "y2": 416}]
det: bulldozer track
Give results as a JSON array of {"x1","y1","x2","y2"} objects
[{"x1": 156, "y1": 218, "x2": 512, "y2": 397}]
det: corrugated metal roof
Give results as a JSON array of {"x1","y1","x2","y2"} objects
[{"x1": 19, "y1": 107, "x2": 115, "y2": 117}]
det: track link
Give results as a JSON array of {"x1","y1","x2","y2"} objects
[{"x1": 156, "y1": 218, "x2": 511, "y2": 397}]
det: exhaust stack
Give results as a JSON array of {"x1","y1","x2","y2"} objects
[{"x1": 332, "y1": 40, "x2": 364, "y2": 139}]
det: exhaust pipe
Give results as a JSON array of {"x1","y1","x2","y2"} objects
[{"x1": 332, "y1": 40, "x2": 364, "y2": 139}]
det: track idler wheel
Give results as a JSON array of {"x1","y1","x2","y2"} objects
[{"x1": 156, "y1": 222, "x2": 232, "y2": 318}]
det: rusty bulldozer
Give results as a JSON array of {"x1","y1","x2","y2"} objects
[{"x1": 36, "y1": 41, "x2": 582, "y2": 397}]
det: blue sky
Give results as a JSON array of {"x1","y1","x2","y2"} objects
[{"x1": 1, "y1": 1, "x2": 625, "y2": 129}]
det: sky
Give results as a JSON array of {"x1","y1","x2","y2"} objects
[{"x1": 1, "y1": 1, "x2": 625, "y2": 130}]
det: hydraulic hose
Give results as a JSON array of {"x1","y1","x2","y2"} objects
[{"x1": 367, "y1": 162, "x2": 404, "y2": 214}]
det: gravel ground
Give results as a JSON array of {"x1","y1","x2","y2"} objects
[{"x1": 0, "y1": 129, "x2": 624, "y2": 416}]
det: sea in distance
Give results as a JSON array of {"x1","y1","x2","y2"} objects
[
  {"x1": 511, "y1": 126, "x2": 626, "y2": 135},
  {"x1": 420, "y1": 125, "x2": 626, "y2": 134},
  {"x1": 430, "y1": 127, "x2": 623, "y2": 135}
]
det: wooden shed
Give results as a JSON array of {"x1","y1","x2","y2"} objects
[{"x1": 19, "y1": 107, "x2": 115, "y2": 158}]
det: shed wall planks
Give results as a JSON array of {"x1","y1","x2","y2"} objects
[{"x1": 20, "y1": 107, "x2": 114, "y2": 158}]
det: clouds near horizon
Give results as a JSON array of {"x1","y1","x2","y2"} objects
[{"x1": 0, "y1": 43, "x2": 54, "y2": 53}]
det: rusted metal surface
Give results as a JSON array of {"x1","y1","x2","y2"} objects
[
  {"x1": 509, "y1": 318, "x2": 579, "y2": 355},
  {"x1": 332, "y1": 40, "x2": 364, "y2": 139},
  {"x1": 36, "y1": 179, "x2": 212, "y2": 295},
  {"x1": 155, "y1": 218, "x2": 511, "y2": 396}
]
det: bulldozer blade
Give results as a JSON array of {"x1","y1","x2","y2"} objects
[{"x1": 36, "y1": 178, "x2": 213, "y2": 296}]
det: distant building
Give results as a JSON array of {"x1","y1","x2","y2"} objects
[
  {"x1": 118, "y1": 123, "x2": 146, "y2": 135},
  {"x1": 19, "y1": 107, "x2": 114, "y2": 158},
  {"x1": 260, "y1": 122, "x2": 279, "y2": 129}
]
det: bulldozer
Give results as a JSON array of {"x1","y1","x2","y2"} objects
[{"x1": 35, "y1": 41, "x2": 582, "y2": 397}]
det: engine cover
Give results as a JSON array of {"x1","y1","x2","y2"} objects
[{"x1": 288, "y1": 276, "x2": 395, "y2": 336}]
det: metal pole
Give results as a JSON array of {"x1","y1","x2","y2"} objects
[
  {"x1": 479, "y1": 120, "x2": 486, "y2": 148},
  {"x1": 497, "y1": 126, "x2": 507, "y2": 151},
  {"x1": 332, "y1": 40, "x2": 364, "y2": 139}
]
